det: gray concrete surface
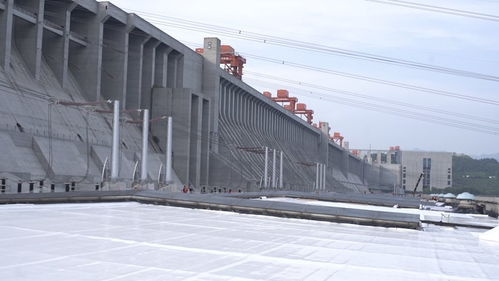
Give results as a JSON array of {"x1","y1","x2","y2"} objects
[{"x1": 0, "y1": 0, "x2": 398, "y2": 196}]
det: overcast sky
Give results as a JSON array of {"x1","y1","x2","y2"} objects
[{"x1": 110, "y1": 0, "x2": 499, "y2": 156}]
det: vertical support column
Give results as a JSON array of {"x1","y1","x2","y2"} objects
[
  {"x1": 200, "y1": 38, "x2": 221, "y2": 152},
  {"x1": 60, "y1": 4, "x2": 76, "y2": 88},
  {"x1": 125, "y1": 23, "x2": 149, "y2": 109},
  {"x1": 141, "y1": 38, "x2": 160, "y2": 110},
  {"x1": 141, "y1": 109, "x2": 149, "y2": 182},
  {"x1": 200, "y1": 99, "x2": 210, "y2": 185},
  {"x1": 323, "y1": 164, "x2": 327, "y2": 190},
  {"x1": 315, "y1": 163, "x2": 320, "y2": 190},
  {"x1": 279, "y1": 151, "x2": 283, "y2": 189},
  {"x1": 41, "y1": 2, "x2": 73, "y2": 87},
  {"x1": 111, "y1": 100, "x2": 120, "y2": 180},
  {"x1": 0, "y1": 0, "x2": 13, "y2": 71},
  {"x1": 272, "y1": 149, "x2": 276, "y2": 189},
  {"x1": 165, "y1": 116, "x2": 173, "y2": 183},
  {"x1": 154, "y1": 45, "x2": 171, "y2": 88},
  {"x1": 264, "y1": 146, "x2": 268, "y2": 188},
  {"x1": 319, "y1": 164, "x2": 323, "y2": 191}
]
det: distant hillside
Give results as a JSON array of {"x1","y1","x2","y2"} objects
[
  {"x1": 473, "y1": 153, "x2": 499, "y2": 162},
  {"x1": 442, "y1": 155, "x2": 499, "y2": 196}
]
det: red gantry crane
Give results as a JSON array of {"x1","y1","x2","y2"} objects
[
  {"x1": 331, "y1": 132, "x2": 344, "y2": 147},
  {"x1": 196, "y1": 45, "x2": 246, "y2": 80},
  {"x1": 262, "y1": 89, "x2": 314, "y2": 124}
]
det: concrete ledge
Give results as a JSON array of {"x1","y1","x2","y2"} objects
[
  {"x1": 221, "y1": 191, "x2": 423, "y2": 209},
  {"x1": 0, "y1": 190, "x2": 421, "y2": 229}
]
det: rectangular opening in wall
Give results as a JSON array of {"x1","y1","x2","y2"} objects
[
  {"x1": 71, "y1": 181, "x2": 76, "y2": 191},
  {"x1": 65, "y1": 183, "x2": 70, "y2": 192},
  {"x1": 29, "y1": 182, "x2": 34, "y2": 193},
  {"x1": 95, "y1": 184, "x2": 99, "y2": 191},
  {"x1": 50, "y1": 184, "x2": 55, "y2": 192},
  {"x1": 1, "y1": 178, "x2": 6, "y2": 193},
  {"x1": 17, "y1": 182, "x2": 22, "y2": 193}
]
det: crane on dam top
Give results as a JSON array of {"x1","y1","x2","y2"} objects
[{"x1": 196, "y1": 45, "x2": 246, "y2": 79}]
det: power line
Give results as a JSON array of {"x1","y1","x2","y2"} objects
[
  {"x1": 364, "y1": 0, "x2": 499, "y2": 22},
  {"x1": 127, "y1": 9, "x2": 499, "y2": 82},
  {"x1": 240, "y1": 53, "x2": 499, "y2": 106},
  {"x1": 246, "y1": 77, "x2": 499, "y2": 136},
  {"x1": 245, "y1": 71, "x2": 499, "y2": 125}
]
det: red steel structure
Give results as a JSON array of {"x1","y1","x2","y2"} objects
[
  {"x1": 294, "y1": 103, "x2": 314, "y2": 124},
  {"x1": 263, "y1": 89, "x2": 314, "y2": 124},
  {"x1": 331, "y1": 132, "x2": 344, "y2": 147},
  {"x1": 271, "y1": 89, "x2": 298, "y2": 112},
  {"x1": 196, "y1": 45, "x2": 246, "y2": 79}
]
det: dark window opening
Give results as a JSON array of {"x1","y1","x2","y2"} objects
[
  {"x1": 95, "y1": 184, "x2": 100, "y2": 191},
  {"x1": 50, "y1": 184, "x2": 55, "y2": 192},
  {"x1": 29, "y1": 182, "x2": 34, "y2": 193},
  {"x1": 65, "y1": 183, "x2": 70, "y2": 192},
  {"x1": 71, "y1": 182, "x2": 76, "y2": 191},
  {"x1": 1, "y1": 178, "x2": 6, "y2": 193},
  {"x1": 17, "y1": 183, "x2": 22, "y2": 193}
]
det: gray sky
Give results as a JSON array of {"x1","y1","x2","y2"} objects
[{"x1": 110, "y1": 0, "x2": 499, "y2": 155}]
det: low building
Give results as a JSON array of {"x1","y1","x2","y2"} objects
[{"x1": 353, "y1": 147, "x2": 453, "y2": 193}]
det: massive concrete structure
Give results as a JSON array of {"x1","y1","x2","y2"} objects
[{"x1": 0, "y1": 0, "x2": 397, "y2": 194}]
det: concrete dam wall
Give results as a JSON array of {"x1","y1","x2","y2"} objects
[{"x1": 0, "y1": 0, "x2": 397, "y2": 194}]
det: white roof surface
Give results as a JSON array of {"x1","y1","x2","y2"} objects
[
  {"x1": 1, "y1": 202, "x2": 499, "y2": 281},
  {"x1": 259, "y1": 197, "x2": 499, "y2": 228}
]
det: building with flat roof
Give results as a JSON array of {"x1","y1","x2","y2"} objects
[{"x1": 352, "y1": 147, "x2": 453, "y2": 193}]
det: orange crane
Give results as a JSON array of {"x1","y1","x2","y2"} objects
[
  {"x1": 263, "y1": 89, "x2": 315, "y2": 124},
  {"x1": 331, "y1": 132, "x2": 344, "y2": 147},
  {"x1": 270, "y1": 89, "x2": 298, "y2": 111},
  {"x1": 294, "y1": 103, "x2": 314, "y2": 124},
  {"x1": 196, "y1": 45, "x2": 246, "y2": 79}
]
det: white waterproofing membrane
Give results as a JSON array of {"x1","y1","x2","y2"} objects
[
  {"x1": 1, "y1": 202, "x2": 499, "y2": 281},
  {"x1": 260, "y1": 197, "x2": 499, "y2": 229}
]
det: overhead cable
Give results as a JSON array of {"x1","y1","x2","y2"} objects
[
  {"x1": 246, "y1": 77, "x2": 499, "y2": 136},
  {"x1": 128, "y1": 9, "x2": 499, "y2": 82},
  {"x1": 245, "y1": 71, "x2": 499, "y2": 125},
  {"x1": 240, "y1": 54, "x2": 499, "y2": 106},
  {"x1": 364, "y1": 0, "x2": 499, "y2": 22}
]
